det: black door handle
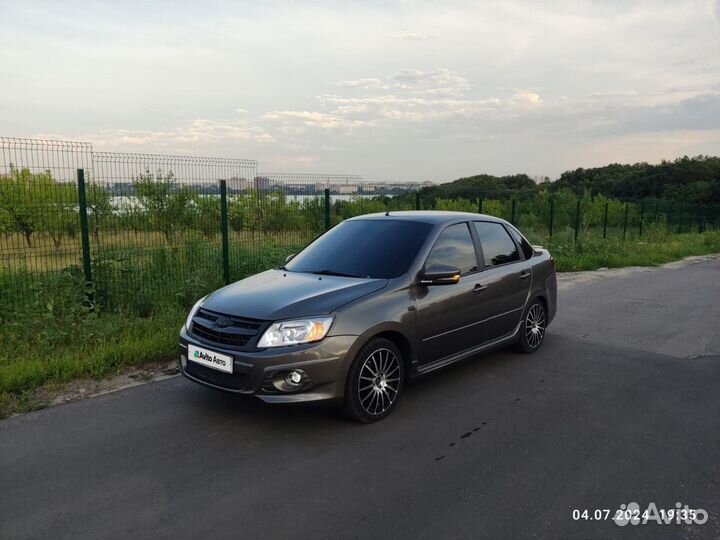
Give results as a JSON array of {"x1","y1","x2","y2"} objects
[
  {"x1": 473, "y1": 283, "x2": 487, "y2": 294},
  {"x1": 519, "y1": 271, "x2": 530, "y2": 280}
]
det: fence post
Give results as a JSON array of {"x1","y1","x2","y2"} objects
[
  {"x1": 602, "y1": 201, "x2": 609, "y2": 239},
  {"x1": 324, "y1": 188, "x2": 331, "y2": 230},
  {"x1": 549, "y1": 198, "x2": 554, "y2": 238},
  {"x1": 478, "y1": 198, "x2": 483, "y2": 214},
  {"x1": 639, "y1": 203, "x2": 644, "y2": 237},
  {"x1": 622, "y1": 203, "x2": 629, "y2": 241},
  {"x1": 220, "y1": 180, "x2": 230, "y2": 285},
  {"x1": 511, "y1": 198, "x2": 517, "y2": 225},
  {"x1": 415, "y1": 192, "x2": 420, "y2": 210},
  {"x1": 574, "y1": 199, "x2": 581, "y2": 243},
  {"x1": 77, "y1": 169, "x2": 94, "y2": 310}
]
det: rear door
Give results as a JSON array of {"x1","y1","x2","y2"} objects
[{"x1": 470, "y1": 221, "x2": 532, "y2": 340}]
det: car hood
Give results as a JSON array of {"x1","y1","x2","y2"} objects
[{"x1": 202, "y1": 269, "x2": 388, "y2": 320}]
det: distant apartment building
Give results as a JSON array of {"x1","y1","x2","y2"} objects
[
  {"x1": 254, "y1": 176, "x2": 271, "y2": 191},
  {"x1": 228, "y1": 176, "x2": 251, "y2": 191},
  {"x1": 333, "y1": 184, "x2": 358, "y2": 194}
]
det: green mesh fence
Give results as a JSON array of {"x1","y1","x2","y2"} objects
[{"x1": 1, "y1": 137, "x2": 717, "y2": 316}]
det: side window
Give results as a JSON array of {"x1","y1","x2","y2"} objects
[
  {"x1": 506, "y1": 225, "x2": 535, "y2": 260},
  {"x1": 473, "y1": 222, "x2": 520, "y2": 267},
  {"x1": 425, "y1": 223, "x2": 478, "y2": 274}
]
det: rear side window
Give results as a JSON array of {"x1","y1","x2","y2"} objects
[
  {"x1": 506, "y1": 225, "x2": 535, "y2": 259},
  {"x1": 425, "y1": 223, "x2": 478, "y2": 274},
  {"x1": 473, "y1": 222, "x2": 520, "y2": 267}
]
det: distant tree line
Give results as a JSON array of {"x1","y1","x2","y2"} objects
[
  {"x1": 553, "y1": 156, "x2": 720, "y2": 205},
  {"x1": 410, "y1": 156, "x2": 720, "y2": 207}
]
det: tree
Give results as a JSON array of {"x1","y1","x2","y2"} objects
[
  {"x1": 0, "y1": 167, "x2": 76, "y2": 248},
  {"x1": 228, "y1": 190, "x2": 263, "y2": 232},
  {"x1": 191, "y1": 194, "x2": 220, "y2": 239},
  {"x1": 552, "y1": 156, "x2": 720, "y2": 205},
  {"x1": 418, "y1": 173, "x2": 538, "y2": 205},
  {"x1": 86, "y1": 184, "x2": 113, "y2": 240},
  {"x1": 132, "y1": 169, "x2": 192, "y2": 242}
]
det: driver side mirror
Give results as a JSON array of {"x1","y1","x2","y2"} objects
[
  {"x1": 418, "y1": 264, "x2": 461, "y2": 286},
  {"x1": 285, "y1": 253, "x2": 296, "y2": 263}
]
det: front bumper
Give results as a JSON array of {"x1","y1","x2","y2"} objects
[{"x1": 179, "y1": 327, "x2": 361, "y2": 403}]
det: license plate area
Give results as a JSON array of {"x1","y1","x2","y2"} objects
[{"x1": 188, "y1": 344, "x2": 233, "y2": 374}]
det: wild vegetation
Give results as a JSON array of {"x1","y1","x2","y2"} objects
[{"x1": 553, "y1": 156, "x2": 720, "y2": 204}]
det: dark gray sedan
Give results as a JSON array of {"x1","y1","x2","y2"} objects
[{"x1": 179, "y1": 211, "x2": 557, "y2": 422}]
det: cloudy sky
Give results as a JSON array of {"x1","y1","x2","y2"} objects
[{"x1": 1, "y1": 0, "x2": 719, "y2": 181}]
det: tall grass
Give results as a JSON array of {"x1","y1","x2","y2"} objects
[
  {"x1": 544, "y1": 228, "x2": 720, "y2": 271},
  {"x1": 0, "y1": 238, "x2": 307, "y2": 415}
]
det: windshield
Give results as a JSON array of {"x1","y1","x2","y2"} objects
[{"x1": 285, "y1": 219, "x2": 433, "y2": 279}]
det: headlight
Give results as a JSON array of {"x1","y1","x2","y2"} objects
[
  {"x1": 257, "y1": 316, "x2": 334, "y2": 348},
  {"x1": 184, "y1": 296, "x2": 207, "y2": 331}
]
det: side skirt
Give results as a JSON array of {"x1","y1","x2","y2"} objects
[{"x1": 415, "y1": 327, "x2": 520, "y2": 375}]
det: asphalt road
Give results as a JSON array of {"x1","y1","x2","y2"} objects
[{"x1": 2, "y1": 258, "x2": 719, "y2": 540}]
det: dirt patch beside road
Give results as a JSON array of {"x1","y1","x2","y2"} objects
[{"x1": 9, "y1": 360, "x2": 179, "y2": 418}]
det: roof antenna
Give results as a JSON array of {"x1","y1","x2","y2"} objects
[{"x1": 385, "y1": 210, "x2": 391, "y2": 216}]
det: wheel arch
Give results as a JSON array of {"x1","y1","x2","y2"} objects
[
  {"x1": 357, "y1": 322, "x2": 416, "y2": 379},
  {"x1": 372, "y1": 330, "x2": 414, "y2": 381},
  {"x1": 530, "y1": 292, "x2": 548, "y2": 313}
]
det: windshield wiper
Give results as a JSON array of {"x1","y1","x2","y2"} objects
[{"x1": 308, "y1": 269, "x2": 369, "y2": 278}]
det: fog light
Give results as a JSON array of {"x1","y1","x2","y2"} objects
[
  {"x1": 271, "y1": 369, "x2": 310, "y2": 392},
  {"x1": 181, "y1": 354, "x2": 187, "y2": 368},
  {"x1": 286, "y1": 370, "x2": 303, "y2": 385}
]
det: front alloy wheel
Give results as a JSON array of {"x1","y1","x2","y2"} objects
[
  {"x1": 515, "y1": 299, "x2": 547, "y2": 353},
  {"x1": 344, "y1": 338, "x2": 404, "y2": 423}
]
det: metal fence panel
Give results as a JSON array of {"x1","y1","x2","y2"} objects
[
  {"x1": 90, "y1": 152, "x2": 258, "y2": 313},
  {"x1": 0, "y1": 137, "x2": 93, "y2": 311}
]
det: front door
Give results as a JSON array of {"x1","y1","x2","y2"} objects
[{"x1": 415, "y1": 222, "x2": 489, "y2": 363}]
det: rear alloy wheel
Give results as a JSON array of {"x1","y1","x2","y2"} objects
[
  {"x1": 344, "y1": 338, "x2": 404, "y2": 423},
  {"x1": 515, "y1": 299, "x2": 547, "y2": 353}
]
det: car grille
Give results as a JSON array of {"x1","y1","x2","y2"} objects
[
  {"x1": 189, "y1": 308, "x2": 266, "y2": 349},
  {"x1": 185, "y1": 360, "x2": 249, "y2": 391}
]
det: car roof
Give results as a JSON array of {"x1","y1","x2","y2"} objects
[{"x1": 346, "y1": 210, "x2": 507, "y2": 226}]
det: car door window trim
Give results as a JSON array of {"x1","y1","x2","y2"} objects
[
  {"x1": 503, "y1": 223, "x2": 534, "y2": 262},
  {"x1": 422, "y1": 221, "x2": 481, "y2": 276},
  {"x1": 472, "y1": 220, "x2": 523, "y2": 270}
]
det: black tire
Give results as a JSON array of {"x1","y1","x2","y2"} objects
[
  {"x1": 343, "y1": 338, "x2": 405, "y2": 423},
  {"x1": 514, "y1": 299, "x2": 547, "y2": 354}
]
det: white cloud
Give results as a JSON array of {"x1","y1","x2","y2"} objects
[
  {"x1": 390, "y1": 69, "x2": 470, "y2": 95},
  {"x1": 330, "y1": 78, "x2": 388, "y2": 89},
  {"x1": 390, "y1": 31, "x2": 437, "y2": 41},
  {"x1": 44, "y1": 119, "x2": 275, "y2": 151},
  {"x1": 262, "y1": 110, "x2": 372, "y2": 130},
  {"x1": 332, "y1": 69, "x2": 470, "y2": 96},
  {"x1": 313, "y1": 72, "x2": 540, "y2": 125},
  {"x1": 511, "y1": 91, "x2": 543, "y2": 106}
]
